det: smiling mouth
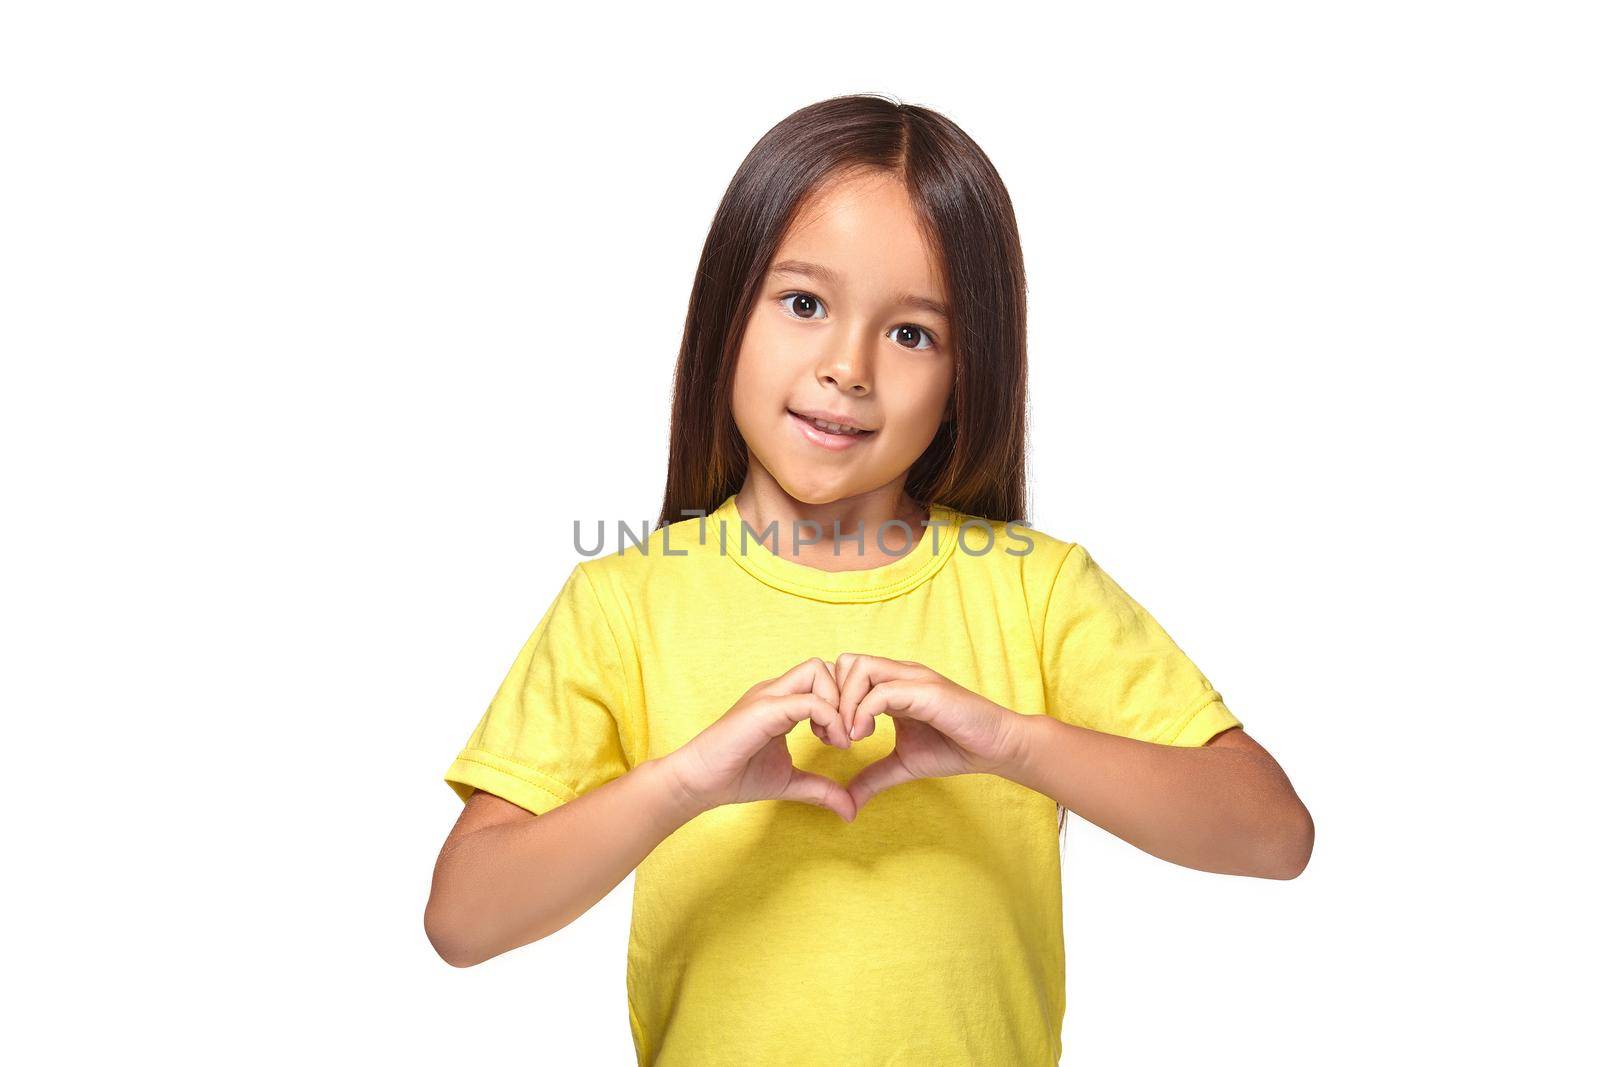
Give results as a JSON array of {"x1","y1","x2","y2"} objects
[{"x1": 788, "y1": 410, "x2": 875, "y2": 437}]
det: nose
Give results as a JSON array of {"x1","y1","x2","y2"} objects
[{"x1": 816, "y1": 331, "x2": 873, "y2": 396}]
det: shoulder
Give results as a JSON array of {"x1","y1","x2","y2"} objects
[
  {"x1": 932, "y1": 503, "x2": 1081, "y2": 582},
  {"x1": 569, "y1": 508, "x2": 719, "y2": 608},
  {"x1": 930, "y1": 504, "x2": 1091, "y2": 631}
]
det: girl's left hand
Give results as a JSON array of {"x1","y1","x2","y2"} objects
[{"x1": 834, "y1": 653, "x2": 1030, "y2": 809}]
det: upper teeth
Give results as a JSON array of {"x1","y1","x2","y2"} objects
[{"x1": 804, "y1": 415, "x2": 865, "y2": 435}]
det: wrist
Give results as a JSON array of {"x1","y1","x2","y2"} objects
[
  {"x1": 994, "y1": 711, "x2": 1050, "y2": 790},
  {"x1": 642, "y1": 753, "x2": 713, "y2": 827}
]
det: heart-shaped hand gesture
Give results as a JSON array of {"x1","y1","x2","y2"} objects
[
  {"x1": 663, "y1": 654, "x2": 1028, "y2": 822},
  {"x1": 664, "y1": 657, "x2": 858, "y2": 821},
  {"x1": 833, "y1": 653, "x2": 1027, "y2": 811}
]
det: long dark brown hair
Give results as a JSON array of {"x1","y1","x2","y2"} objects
[{"x1": 656, "y1": 93, "x2": 1031, "y2": 528}]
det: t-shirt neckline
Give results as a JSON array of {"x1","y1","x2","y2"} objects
[{"x1": 709, "y1": 493, "x2": 960, "y2": 604}]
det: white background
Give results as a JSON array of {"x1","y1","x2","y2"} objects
[{"x1": 5, "y1": 2, "x2": 1595, "y2": 1063}]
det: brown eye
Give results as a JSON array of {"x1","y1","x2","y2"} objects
[
  {"x1": 893, "y1": 324, "x2": 936, "y2": 351},
  {"x1": 778, "y1": 292, "x2": 827, "y2": 320}
]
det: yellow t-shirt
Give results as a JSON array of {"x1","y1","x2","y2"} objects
[{"x1": 444, "y1": 493, "x2": 1241, "y2": 1066}]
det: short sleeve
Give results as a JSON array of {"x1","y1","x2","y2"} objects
[
  {"x1": 1039, "y1": 543, "x2": 1241, "y2": 747},
  {"x1": 443, "y1": 563, "x2": 636, "y2": 814}
]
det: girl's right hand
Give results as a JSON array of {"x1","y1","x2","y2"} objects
[{"x1": 660, "y1": 657, "x2": 857, "y2": 822}]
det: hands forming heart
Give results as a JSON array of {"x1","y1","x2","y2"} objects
[{"x1": 665, "y1": 654, "x2": 1030, "y2": 822}]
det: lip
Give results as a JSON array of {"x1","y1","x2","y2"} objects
[
  {"x1": 788, "y1": 408, "x2": 875, "y2": 432},
  {"x1": 788, "y1": 409, "x2": 875, "y2": 451}
]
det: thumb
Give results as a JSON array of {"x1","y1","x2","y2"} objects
[
  {"x1": 775, "y1": 768, "x2": 857, "y2": 822},
  {"x1": 845, "y1": 750, "x2": 917, "y2": 811}
]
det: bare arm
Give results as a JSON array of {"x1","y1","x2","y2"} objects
[
  {"x1": 424, "y1": 756, "x2": 701, "y2": 968},
  {"x1": 1005, "y1": 720, "x2": 1314, "y2": 879},
  {"x1": 425, "y1": 657, "x2": 855, "y2": 968}
]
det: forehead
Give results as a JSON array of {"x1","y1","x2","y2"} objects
[{"x1": 773, "y1": 171, "x2": 947, "y2": 303}]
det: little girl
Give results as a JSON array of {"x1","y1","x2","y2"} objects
[{"x1": 426, "y1": 93, "x2": 1313, "y2": 1066}]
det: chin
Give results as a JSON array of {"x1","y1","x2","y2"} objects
[
  {"x1": 777, "y1": 483, "x2": 843, "y2": 506},
  {"x1": 769, "y1": 471, "x2": 858, "y2": 507}
]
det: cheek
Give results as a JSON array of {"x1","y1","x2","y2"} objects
[
  {"x1": 729, "y1": 357, "x2": 761, "y2": 433},
  {"x1": 730, "y1": 332, "x2": 794, "y2": 434},
  {"x1": 881, "y1": 362, "x2": 954, "y2": 438},
  {"x1": 733, "y1": 315, "x2": 794, "y2": 387}
]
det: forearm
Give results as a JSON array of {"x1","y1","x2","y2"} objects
[
  {"x1": 1004, "y1": 714, "x2": 1313, "y2": 879},
  {"x1": 428, "y1": 756, "x2": 703, "y2": 966}
]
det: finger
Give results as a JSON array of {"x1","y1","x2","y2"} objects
[
  {"x1": 777, "y1": 768, "x2": 857, "y2": 822},
  {"x1": 755, "y1": 692, "x2": 850, "y2": 749},
  {"x1": 767, "y1": 656, "x2": 842, "y2": 704},
  {"x1": 845, "y1": 751, "x2": 918, "y2": 810},
  {"x1": 759, "y1": 658, "x2": 847, "y2": 746},
  {"x1": 835, "y1": 654, "x2": 915, "y2": 741},
  {"x1": 809, "y1": 657, "x2": 842, "y2": 709},
  {"x1": 834, "y1": 653, "x2": 859, "y2": 737},
  {"x1": 853, "y1": 678, "x2": 941, "y2": 740}
]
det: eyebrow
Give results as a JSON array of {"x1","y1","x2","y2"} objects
[{"x1": 768, "y1": 259, "x2": 949, "y2": 320}]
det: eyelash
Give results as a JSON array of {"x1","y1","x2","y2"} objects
[{"x1": 775, "y1": 290, "x2": 939, "y2": 352}]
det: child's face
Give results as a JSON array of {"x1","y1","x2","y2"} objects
[{"x1": 731, "y1": 169, "x2": 956, "y2": 507}]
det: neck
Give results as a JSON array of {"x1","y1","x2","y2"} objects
[{"x1": 733, "y1": 466, "x2": 930, "y2": 565}]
